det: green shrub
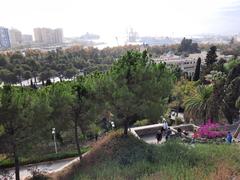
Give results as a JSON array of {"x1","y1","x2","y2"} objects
[
  {"x1": 224, "y1": 59, "x2": 240, "y2": 73},
  {"x1": 133, "y1": 119, "x2": 150, "y2": 127},
  {"x1": 29, "y1": 167, "x2": 49, "y2": 180},
  {"x1": 175, "y1": 117, "x2": 183, "y2": 125}
]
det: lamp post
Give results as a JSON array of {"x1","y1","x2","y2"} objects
[
  {"x1": 111, "y1": 121, "x2": 115, "y2": 129},
  {"x1": 52, "y1": 128, "x2": 58, "y2": 154}
]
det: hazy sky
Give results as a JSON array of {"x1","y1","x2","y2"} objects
[{"x1": 1, "y1": 0, "x2": 240, "y2": 38}]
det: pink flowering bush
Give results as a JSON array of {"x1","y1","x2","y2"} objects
[{"x1": 197, "y1": 120, "x2": 227, "y2": 139}]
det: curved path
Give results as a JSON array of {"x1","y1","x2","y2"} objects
[{"x1": 0, "y1": 155, "x2": 86, "y2": 180}]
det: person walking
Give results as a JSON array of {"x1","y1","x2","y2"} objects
[
  {"x1": 191, "y1": 129, "x2": 198, "y2": 144},
  {"x1": 156, "y1": 130, "x2": 162, "y2": 144},
  {"x1": 166, "y1": 127, "x2": 172, "y2": 141},
  {"x1": 163, "y1": 120, "x2": 168, "y2": 131}
]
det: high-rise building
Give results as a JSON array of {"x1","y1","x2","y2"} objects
[
  {"x1": 22, "y1": 34, "x2": 33, "y2": 44},
  {"x1": 9, "y1": 28, "x2": 22, "y2": 47},
  {"x1": 33, "y1": 28, "x2": 63, "y2": 44},
  {"x1": 54, "y1": 28, "x2": 63, "y2": 44},
  {"x1": 0, "y1": 26, "x2": 11, "y2": 49}
]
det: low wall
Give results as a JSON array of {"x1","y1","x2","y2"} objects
[
  {"x1": 136, "y1": 126, "x2": 163, "y2": 137},
  {"x1": 172, "y1": 124, "x2": 198, "y2": 132},
  {"x1": 129, "y1": 123, "x2": 198, "y2": 139}
]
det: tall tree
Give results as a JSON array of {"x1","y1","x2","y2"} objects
[
  {"x1": 193, "y1": 58, "x2": 201, "y2": 81},
  {"x1": 48, "y1": 82, "x2": 74, "y2": 145},
  {"x1": 222, "y1": 77, "x2": 240, "y2": 124},
  {"x1": 0, "y1": 86, "x2": 37, "y2": 180},
  {"x1": 178, "y1": 38, "x2": 200, "y2": 53},
  {"x1": 205, "y1": 46, "x2": 217, "y2": 66},
  {"x1": 100, "y1": 51, "x2": 174, "y2": 135},
  {"x1": 71, "y1": 76, "x2": 99, "y2": 159}
]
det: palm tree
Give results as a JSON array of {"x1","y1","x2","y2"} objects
[{"x1": 184, "y1": 85, "x2": 213, "y2": 124}]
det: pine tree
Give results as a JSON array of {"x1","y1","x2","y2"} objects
[
  {"x1": 205, "y1": 46, "x2": 217, "y2": 66},
  {"x1": 193, "y1": 58, "x2": 201, "y2": 81}
]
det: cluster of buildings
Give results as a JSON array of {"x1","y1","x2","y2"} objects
[
  {"x1": 153, "y1": 54, "x2": 199, "y2": 78},
  {"x1": 0, "y1": 26, "x2": 63, "y2": 50},
  {"x1": 153, "y1": 52, "x2": 233, "y2": 78}
]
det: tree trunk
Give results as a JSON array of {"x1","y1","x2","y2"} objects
[
  {"x1": 233, "y1": 124, "x2": 240, "y2": 138},
  {"x1": 124, "y1": 119, "x2": 129, "y2": 135},
  {"x1": 203, "y1": 111, "x2": 207, "y2": 125},
  {"x1": 74, "y1": 116, "x2": 82, "y2": 160},
  {"x1": 176, "y1": 104, "x2": 180, "y2": 118},
  {"x1": 13, "y1": 145, "x2": 20, "y2": 180}
]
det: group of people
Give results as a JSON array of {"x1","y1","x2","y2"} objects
[
  {"x1": 155, "y1": 120, "x2": 235, "y2": 144},
  {"x1": 156, "y1": 120, "x2": 171, "y2": 143}
]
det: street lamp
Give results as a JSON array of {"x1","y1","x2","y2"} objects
[
  {"x1": 111, "y1": 121, "x2": 115, "y2": 129},
  {"x1": 52, "y1": 128, "x2": 58, "y2": 154}
]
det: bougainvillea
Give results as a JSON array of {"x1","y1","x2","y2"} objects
[{"x1": 197, "y1": 120, "x2": 227, "y2": 139}]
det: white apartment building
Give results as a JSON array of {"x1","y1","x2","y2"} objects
[
  {"x1": 34, "y1": 28, "x2": 63, "y2": 44},
  {"x1": 9, "y1": 28, "x2": 22, "y2": 47}
]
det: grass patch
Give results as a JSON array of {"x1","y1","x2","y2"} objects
[
  {"x1": 0, "y1": 146, "x2": 90, "y2": 169},
  {"x1": 50, "y1": 131, "x2": 240, "y2": 180},
  {"x1": 133, "y1": 119, "x2": 150, "y2": 127}
]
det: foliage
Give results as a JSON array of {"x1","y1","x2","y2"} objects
[
  {"x1": 170, "y1": 80, "x2": 197, "y2": 110},
  {"x1": 224, "y1": 59, "x2": 240, "y2": 73},
  {"x1": 175, "y1": 117, "x2": 183, "y2": 125},
  {"x1": 193, "y1": 57, "x2": 201, "y2": 81},
  {"x1": 0, "y1": 45, "x2": 182, "y2": 85},
  {"x1": 222, "y1": 77, "x2": 240, "y2": 123},
  {"x1": 197, "y1": 120, "x2": 227, "y2": 139},
  {"x1": 0, "y1": 47, "x2": 115, "y2": 85},
  {"x1": 133, "y1": 119, "x2": 150, "y2": 127},
  {"x1": 99, "y1": 50, "x2": 174, "y2": 134},
  {"x1": 205, "y1": 46, "x2": 217, "y2": 66},
  {"x1": 178, "y1": 38, "x2": 200, "y2": 54},
  {"x1": 168, "y1": 64, "x2": 182, "y2": 80},
  {"x1": 0, "y1": 85, "x2": 45, "y2": 179},
  {"x1": 205, "y1": 70, "x2": 226, "y2": 83},
  {"x1": 184, "y1": 85, "x2": 214, "y2": 124}
]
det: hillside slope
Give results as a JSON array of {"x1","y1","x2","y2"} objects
[{"x1": 49, "y1": 131, "x2": 240, "y2": 180}]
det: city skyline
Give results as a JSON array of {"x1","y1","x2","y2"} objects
[{"x1": 0, "y1": 0, "x2": 240, "y2": 40}]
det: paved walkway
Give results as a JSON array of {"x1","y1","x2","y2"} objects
[
  {"x1": 141, "y1": 134, "x2": 167, "y2": 144},
  {"x1": 0, "y1": 155, "x2": 87, "y2": 180}
]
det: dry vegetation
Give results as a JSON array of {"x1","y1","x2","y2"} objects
[{"x1": 47, "y1": 131, "x2": 240, "y2": 180}]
